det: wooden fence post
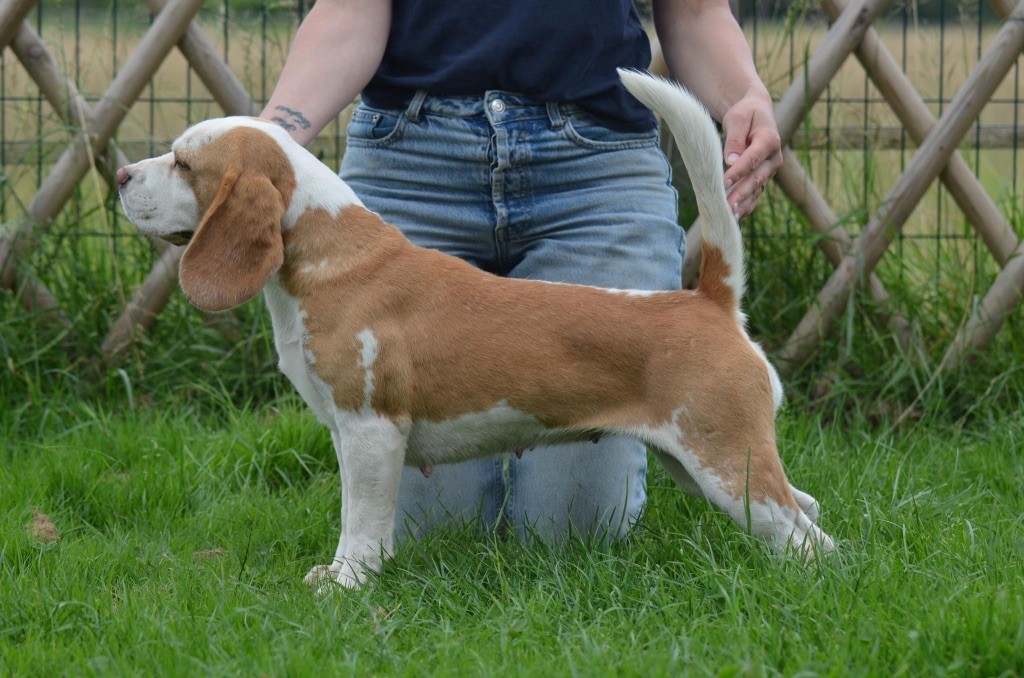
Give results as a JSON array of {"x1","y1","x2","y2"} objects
[
  {"x1": 143, "y1": 0, "x2": 256, "y2": 116},
  {"x1": 675, "y1": 0, "x2": 910, "y2": 347},
  {"x1": 944, "y1": 243, "x2": 1024, "y2": 363},
  {"x1": 9, "y1": 22, "x2": 131, "y2": 184},
  {"x1": 936, "y1": 0, "x2": 1024, "y2": 368},
  {"x1": 0, "y1": 1, "x2": 65, "y2": 322},
  {"x1": 820, "y1": 0, "x2": 1020, "y2": 267},
  {"x1": 0, "y1": 0, "x2": 36, "y2": 47},
  {"x1": 773, "y1": 147, "x2": 912, "y2": 347}
]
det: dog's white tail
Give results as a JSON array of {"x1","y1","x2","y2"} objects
[{"x1": 618, "y1": 69, "x2": 745, "y2": 317}]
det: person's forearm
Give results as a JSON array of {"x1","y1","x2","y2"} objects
[
  {"x1": 260, "y1": 0, "x2": 390, "y2": 146},
  {"x1": 653, "y1": 0, "x2": 769, "y2": 120}
]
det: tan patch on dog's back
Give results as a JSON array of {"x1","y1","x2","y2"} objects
[{"x1": 288, "y1": 211, "x2": 756, "y2": 405}]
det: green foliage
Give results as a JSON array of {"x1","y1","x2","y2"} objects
[{"x1": 1, "y1": 401, "x2": 1022, "y2": 674}]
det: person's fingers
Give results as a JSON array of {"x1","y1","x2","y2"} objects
[
  {"x1": 722, "y1": 107, "x2": 752, "y2": 170},
  {"x1": 727, "y1": 150, "x2": 783, "y2": 217},
  {"x1": 733, "y1": 188, "x2": 761, "y2": 219},
  {"x1": 726, "y1": 154, "x2": 776, "y2": 206},
  {"x1": 723, "y1": 126, "x2": 781, "y2": 191}
]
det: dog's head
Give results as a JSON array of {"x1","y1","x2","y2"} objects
[{"x1": 118, "y1": 118, "x2": 298, "y2": 312}]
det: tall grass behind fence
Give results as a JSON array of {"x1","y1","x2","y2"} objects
[{"x1": 0, "y1": 1, "x2": 1021, "y2": 419}]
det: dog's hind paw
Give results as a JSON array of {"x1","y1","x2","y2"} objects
[
  {"x1": 789, "y1": 484, "x2": 821, "y2": 523},
  {"x1": 788, "y1": 523, "x2": 836, "y2": 563}
]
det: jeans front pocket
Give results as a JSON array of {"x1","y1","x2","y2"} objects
[
  {"x1": 561, "y1": 110, "x2": 659, "y2": 151},
  {"x1": 346, "y1": 104, "x2": 407, "y2": 147}
]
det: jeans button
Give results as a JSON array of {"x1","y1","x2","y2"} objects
[{"x1": 490, "y1": 98, "x2": 506, "y2": 114}]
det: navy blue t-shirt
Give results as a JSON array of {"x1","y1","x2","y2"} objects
[{"x1": 362, "y1": 0, "x2": 656, "y2": 132}]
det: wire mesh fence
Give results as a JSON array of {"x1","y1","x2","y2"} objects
[{"x1": 0, "y1": 1, "x2": 1021, "y2": 385}]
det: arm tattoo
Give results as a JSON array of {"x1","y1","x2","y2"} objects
[
  {"x1": 274, "y1": 105, "x2": 312, "y2": 130},
  {"x1": 271, "y1": 116, "x2": 298, "y2": 132}
]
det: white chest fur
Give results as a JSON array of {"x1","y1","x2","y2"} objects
[{"x1": 263, "y1": 281, "x2": 334, "y2": 426}]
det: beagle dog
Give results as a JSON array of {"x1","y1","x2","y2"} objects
[{"x1": 118, "y1": 71, "x2": 834, "y2": 590}]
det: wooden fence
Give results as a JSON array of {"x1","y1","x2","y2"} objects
[{"x1": 0, "y1": 0, "x2": 1021, "y2": 382}]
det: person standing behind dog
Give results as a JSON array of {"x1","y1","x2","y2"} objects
[{"x1": 260, "y1": 0, "x2": 783, "y2": 543}]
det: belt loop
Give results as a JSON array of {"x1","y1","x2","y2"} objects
[
  {"x1": 546, "y1": 102, "x2": 564, "y2": 130},
  {"x1": 406, "y1": 89, "x2": 428, "y2": 123}
]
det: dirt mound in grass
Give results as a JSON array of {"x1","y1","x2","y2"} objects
[
  {"x1": 28, "y1": 510, "x2": 59, "y2": 543},
  {"x1": 193, "y1": 547, "x2": 226, "y2": 561}
]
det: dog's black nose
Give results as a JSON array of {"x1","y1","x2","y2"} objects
[{"x1": 116, "y1": 167, "x2": 132, "y2": 187}]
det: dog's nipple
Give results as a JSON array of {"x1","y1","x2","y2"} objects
[{"x1": 420, "y1": 464, "x2": 433, "y2": 478}]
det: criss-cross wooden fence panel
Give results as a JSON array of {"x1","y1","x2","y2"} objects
[
  {"x1": 0, "y1": 1, "x2": 1021, "y2": 388},
  {"x1": 669, "y1": 0, "x2": 1023, "y2": 383},
  {"x1": 775, "y1": 0, "x2": 1023, "y2": 374}
]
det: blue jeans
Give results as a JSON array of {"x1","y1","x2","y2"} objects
[{"x1": 339, "y1": 90, "x2": 684, "y2": 543}]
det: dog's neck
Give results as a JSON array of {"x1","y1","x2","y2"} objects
[
  {"x1": 268, "y1": 140, "x2": 406, "y2": 298},
  {"x1": 279, "y1": 144, "x2": 364, "y2": 230},
  {"x1": 276, "y1": 202, "x2": 405, "y2": 299}
]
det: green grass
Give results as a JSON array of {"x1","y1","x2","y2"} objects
[
  {"x1": 2, "y1": 397, "x2": 1022, "y2": 675},
  {"x1": 1, "y1": 199, "x2": 1022, "y2": 675}
]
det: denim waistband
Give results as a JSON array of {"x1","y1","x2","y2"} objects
[{"x1": 401, "y1": 89, "x2": 580, "y2": 129}]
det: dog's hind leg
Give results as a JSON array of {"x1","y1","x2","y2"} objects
[
  {"x1": 651, "y1": 451, "x2": 821, "y2": 523},
  {"x1": 651, "y1": 448, "x2": 706, "y2": 499},
  {"x1": 647, "y1": 428, "x2": 834, "y2": 560},
  {"x1": 306, "y1": 414, "x2": 408, "y2": 591}
]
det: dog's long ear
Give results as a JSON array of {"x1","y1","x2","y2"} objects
[{"x1": 179, "y1": 168, "x2": 285, "y2": 312}]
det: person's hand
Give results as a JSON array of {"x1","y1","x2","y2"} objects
[{"x1": 721, "y1": 86, "x2": 782, "y2": 218}]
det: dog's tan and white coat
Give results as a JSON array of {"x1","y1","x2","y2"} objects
[{"x1": 118, "y1": 71, "x2": 834, "y2": 589}]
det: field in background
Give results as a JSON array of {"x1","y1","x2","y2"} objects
[{"x1": 1, "y1": 15, "x2": 1020, "y2": 227}]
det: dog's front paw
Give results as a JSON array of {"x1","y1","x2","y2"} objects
[
  {"x1": 304, "y1": 562, "x2": 362, "y2": 593},
  {"x1": 803, "y1": 499, "x2": 821, "y2": 524}
]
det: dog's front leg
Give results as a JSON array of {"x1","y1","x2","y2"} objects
[{"x1": 305, "y1": 415, "x2": 408, "y2": 591}]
